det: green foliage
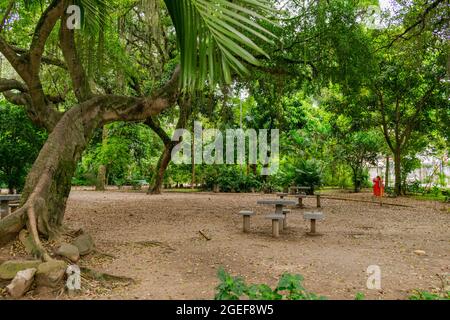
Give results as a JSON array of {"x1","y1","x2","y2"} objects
[
  {"x1": 334, "y1": 130, "x2": 383, "y2": 192},
  {"x1": 164, "y1": 0, "x2": 276, "y2": 88},
  {"x1": 203, "y1": 166, "x2": 261, "y2": 192},
  {"x1": 75, "y1": 122, "x2": 160, "y2": 186},
  {"x1": 2, "y1": 0, "x2": 449, "y2": 197},
  {"x1": 0, "y1": 102, "x2": 46, "y2": 192},
  {"x1": 215, "y1": 268, "x2": 325, "y2": 300},
  {"x1": 354, "y1": 292, "x2": 365, "y2": 300},
  {"x1": 405, "y1": 181, "x2": 425, "y2": 194},
  {"x1": 408, "y1": 290, "x2": 450, "y2": 300},
  {"x1": 291, "y1": 159, "x2": 323, "y2": 193}
]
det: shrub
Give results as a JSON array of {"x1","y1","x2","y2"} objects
[
  {"x1": 408, "y1": 290, "x2": 450, "y2": 300},
  {"x1": 292, "y1": 159, "x2": 322, "y2": 194},
  {"x1": 215, "y1": 268, "x2": 325, "y2": 300},
  {"x1": 204, "y1": 166, "x2": 261, "y2": 192},
  {"x1": 406, "y1": 180, "x2": 424, "y2": 194}
]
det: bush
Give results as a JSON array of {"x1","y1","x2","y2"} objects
[
  {"x1": 406, "y1": 180, "x2": 425, "y2": 194},
  {"x1": 204, "y1": 166, "x2": 261, "y2": 192},
  {"x1": 292, "y1": 159, "x2": 322, "y2": 194},
  {"x1": 215, "y1": 268, "x2": 325, "y2": 300},
  {"x1": 408, "y1": 290, "x2": 450, "y2": 300}
]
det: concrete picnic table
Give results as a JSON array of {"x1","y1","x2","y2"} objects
[
  {"x1": 276, "y1": 192, "x2": 288, "y2": 199},
  {"x1": 257, "y1": 199, "x2": 296, "y2": 237},
  {"x1": 289, "y1": 186, "x2": 313, "y2": 194},
  {"x1": 257, "y1": 199, "x2": 296, "y2": 215},
  {"x1": 0, "y1": 194, "x2": 21, "y2": 219}
]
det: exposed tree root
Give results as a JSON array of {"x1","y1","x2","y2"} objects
[{"x1": 80, "y1": 267, "x2": 135, "y2": 284}]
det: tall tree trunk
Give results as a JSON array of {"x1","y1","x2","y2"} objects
[
  {"x1": 0, "y1": 106, "x2": 91, "y2": 254},
  {"x1": 96, "y1": 126, "x2": 108, "y2": 191},
  {"x1": 146, "y1": 98, "x2": 191, "y2": 194},
  {"x1": 96, "y1": 165, "x2": 107, "y2": 191},
  {"x1": 352, "y1": 167, "x2": 361, "y2": 193},
  {"x1": 149, "y1": 143, "x2": 173, "y2": 194},
  {"x1": 191, "y1": 128, "x2": 195, "y2": 190},
  {"x1": 394, "y1": 148, "x2": 402, "y2": 196},
  {"x1": 385, "y1": 155, "x2": 390, "y2": 189}
]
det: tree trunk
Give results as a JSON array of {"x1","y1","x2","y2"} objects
[
  {"x1": 21, "y1": 107, "x2": 90, "y2": 238},
  {"x1": 148, "y1": 143, "x2": 173, "y2": 194},
  {"x1": 0, "y1": 106, "x2": 91, "y2": 251},
  {"x1": 352, "y1": 167, "x2": 361, "y2": 193},
  {"x1": 385, "y1": 155, "x2": 390, "y2": 189},
  {"x1": 191, "y1": 130, "x2": 195, "y2": 189},
  {"x1": 394, "y1": 148, "x2": 402, "y2": 196},
  {"x1": 96, "y1": 165, "x2": 107, "y2": 191},
  {"x1": 146, "y1": 97, "x2": 191, "y2": 194}
]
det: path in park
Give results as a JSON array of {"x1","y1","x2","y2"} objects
[{"x1": 1, "y1": 190, "x2": 449, "y2": 299}]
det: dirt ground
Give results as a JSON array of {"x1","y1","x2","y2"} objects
[{"x1": 1, "y1": 190, "x2": 449, "y2": 300}]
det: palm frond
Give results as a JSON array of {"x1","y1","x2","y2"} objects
[
  {"x1": 74, "y1": 0, "x2": 110, "y2": 33},
  {"x1": 164, "y1": 0, "x2": 277, "y2": 89}
]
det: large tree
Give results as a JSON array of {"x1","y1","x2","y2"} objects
[
  {"x1": 372, "y1": 36, "x2": 449, "y2": 195},
  {"x1": 0, "y1": 0, "x2": 275, "y2": 259}
]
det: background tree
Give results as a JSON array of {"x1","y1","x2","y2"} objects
[
  {"x1": 336, "y1": 130, "x2": 383, "y2": 192},
  {"x1": 0, "y1": 102, "x2": 46, "y2": 193}
]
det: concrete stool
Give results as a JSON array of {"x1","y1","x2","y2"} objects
[
  {"x1": 239, "y1": 210, "x2": 255, "y2": 233},
  {"x1": 265, "y1": 214, "x2": 284, "y2": 237},
  {"x1": 282, "y1": 209, "x2": 290, "y2": 228},
  {"x1": 304, "y1": 212, "x2": 324, "y2": 236},
  {"x1": 295, "y1": 195, "x2": 306, "y2": 208},
  {"x1": 316, "y1": 194, "x2": 321, "y2": 208}
]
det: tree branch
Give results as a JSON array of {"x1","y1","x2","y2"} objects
[
  {"x1": 59, "y1": 0, "x2": 92, "y2": 102},
  {"x1": 29, "y1": 0, "x2": 64, "y2": 75},
  {"x1": 0, "y1": 0, "x2": 15, "y2": 33},
  {"x1": 11, "y1": 46, "x2": 67, "y2": 69},
  {"x1": 0, "y1": 78, "x2": 28, "y2": 92},
  {"x1": 381, "y1": 0, "x2": 446, "y2": 50},
  {"x1": 376, "y1": 88, "x2": 395, "y2": 153}
]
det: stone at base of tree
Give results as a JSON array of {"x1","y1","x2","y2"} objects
[
  {"x1": 72, "y1": 233, "x2": 94, "y2": 256},
  {"x1": 6, "y1": 268, "x2": 36, "y2": 298},
  {"x1": 36, "y1": 260, "x2": 67, "y2": 288},
  {"x1": 56, "y1": 243, "x2": 80, "y2": 262},
  {"x1": 0, "y1": 260, "x2": 41, "y2": 280}
]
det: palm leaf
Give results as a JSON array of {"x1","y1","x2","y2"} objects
[
  {"x1": 74, "y1": 0, "x2": 110, "y2": 33},
  {"x1": 164, "y1": 0, "x2": 276, "y2": 89}
]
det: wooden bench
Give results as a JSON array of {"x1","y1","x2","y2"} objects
[
  {"x1": 265, "y1": 214, "x2": 284, "y2": 238},
  {"x1": 239, "y1": 210, "x2": 255, "y2": 233},
  {"x1": 303, "y1": 212, "x2": 324, "y2": 236}
]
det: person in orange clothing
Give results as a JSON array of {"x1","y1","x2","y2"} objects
[{"x1": 372, "y1": 176, "x2": 384, "y2": 197}]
